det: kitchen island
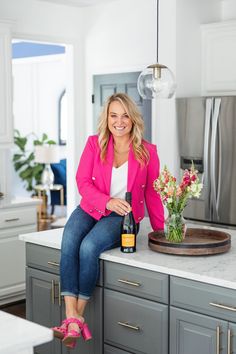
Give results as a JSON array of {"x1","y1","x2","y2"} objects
[{"x1": 19, "y1": 220, "x2": 236, "y2": 354}]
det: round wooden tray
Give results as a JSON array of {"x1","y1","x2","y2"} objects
[{"x1": 148, "y1": 228, "x2": 231, "y2": 256}]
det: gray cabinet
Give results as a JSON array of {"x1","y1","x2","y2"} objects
[
  {"x1": 104, "y1": 344, "x2": 133, "y2": 354},
  {"x1": 103, "y1": 261, "x2": 169, "y2": 354},
  {"x1": 170, "y1": 276, "x2": 236, "y2": 354},
  {"x1": 26, "y1": 243, "x2": 103, "y2": 354},
  {"x1": 170, "y1": 307, "x2": 227, "y2": 354}
]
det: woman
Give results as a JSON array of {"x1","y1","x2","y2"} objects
[{"x1": 53, "y1": 93, "x2": 164, "y2": 348}]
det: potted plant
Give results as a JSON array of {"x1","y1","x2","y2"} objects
[{"x1": 13, "y1": 129, "x2": 56, "y2": 192}]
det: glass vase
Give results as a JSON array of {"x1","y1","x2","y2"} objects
[{"x1": 164, "y1": 211, "x2": 186, "y2": 243}]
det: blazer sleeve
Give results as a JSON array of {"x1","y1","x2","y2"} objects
[
  {"x1": 76, "y1": 136, "x2": 110, "y2": 214},
  {"x1": 144, "y1": 145, "x2": 164, "y2": 230}
]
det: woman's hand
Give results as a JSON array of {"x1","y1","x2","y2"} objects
[{"x1": 106, "y1": 198, "x2": 131, "y2": 216}]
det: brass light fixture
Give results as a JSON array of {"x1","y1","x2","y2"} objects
[{"x1": 137, "y1": 0, "x2": 176, "y2": 99}]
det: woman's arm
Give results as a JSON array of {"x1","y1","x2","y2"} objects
[
  {"x1": 76, "y1": 137, "x2": 110, "y2": 214},
  {"x1": 144, "y1": 145, "x2": 164, "y2": 230}
]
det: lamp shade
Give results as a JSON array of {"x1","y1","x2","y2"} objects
[
  {"x1": 137, "y1": 64, "x2": 176, "y2": 99},
  {"x1": 34, "y1": 145, "x2": 60, "y2": 164}
]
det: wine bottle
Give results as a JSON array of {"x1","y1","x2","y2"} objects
[{"x1": 120, "y1": 192, "x2": 137, "y2": 253}]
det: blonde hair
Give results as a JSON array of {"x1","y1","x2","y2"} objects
[{"x1": 97, "y1": 93, "x2": 149, "y2": 165}]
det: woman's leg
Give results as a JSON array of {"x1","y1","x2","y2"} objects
[
  {"x1": 60, "y1": 206, "x2": 96, "y2": 322},
  {"x1": 78, "y1": 213, "x2": 122, "y2": 300}
]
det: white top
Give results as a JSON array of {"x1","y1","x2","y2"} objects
[
  {"x1": 0, "y1": 310, "x2": 52, "y2": 354},
  {"x1": 110, "y1": 161, "x2": 128, "y2": 199}
]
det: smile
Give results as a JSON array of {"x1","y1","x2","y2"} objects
[{"x1": 114, "y1": 126, "x2": 126, "y2": 130}]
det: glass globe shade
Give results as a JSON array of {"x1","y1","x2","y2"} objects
[{"x1": 137, "y1": 64, "x2": 176, "y2": 99}]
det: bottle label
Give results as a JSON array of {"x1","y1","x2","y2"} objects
[{"x1": 121, "y1": 233, "x2": 135, "y2": 247}]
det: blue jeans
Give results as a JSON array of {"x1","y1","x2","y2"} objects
[{"x1": 60, "y1": 205, "x2": 122, "y2": 300}]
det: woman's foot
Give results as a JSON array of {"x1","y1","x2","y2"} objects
[
  {"x1": 52, "y1": 320, "x2": 68, "y2": 339},
  {"x1": 62, "y1": 316, "x2": 84, "y2": 348}
]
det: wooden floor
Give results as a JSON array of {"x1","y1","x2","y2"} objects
[{"x1": 0, "y1": 300, "x2": 26, "y2": 319}]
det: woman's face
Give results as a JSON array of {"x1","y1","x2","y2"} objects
[{"x1": 107, "y1": 100, "x2": 133, "y2": 138}]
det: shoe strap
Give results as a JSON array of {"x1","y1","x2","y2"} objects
[{"x1": 64, "y1": 317, "x2": 84, "y2": 329}]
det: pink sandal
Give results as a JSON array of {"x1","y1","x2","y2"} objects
[
  {"x1": 52, "y1": 319, "x2": 67, "y2": 339},
  {"x1": 54, "y1": 317, "x2": 92, "y2": 348}
]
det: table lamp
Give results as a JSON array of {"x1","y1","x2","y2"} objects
[{"x1": 34, "y1": 145, "x2": 60, "y2": 189}]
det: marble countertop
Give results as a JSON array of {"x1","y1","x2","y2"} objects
[
  {"x1": 0, "y1": 310, "x2": 52, "y2": 354},
  {"x1": 0, "y1": 197, "x2": 41, "y2": 209},
  {"x1": 19, "y1": 219, "x2": 236, "y2": 290}
]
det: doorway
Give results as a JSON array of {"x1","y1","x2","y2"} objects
[
  {"x1": 93, "y1": 72, "x2": 152, "y2": 141},
  {"x1": 12, "y1": 38, "x2": 71, "y2": 227}
]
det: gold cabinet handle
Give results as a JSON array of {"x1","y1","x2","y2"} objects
[
  {"x1": 5, "y1": 218, "x2": 20, "y2": 222},
  {"x1": 51, "y1": 280, "x2": 55, "y2": 304},
  {"x1": 227, "y1": 328, "x2": 231, "y2": 354},
  {"x1": 216, "y1": 326, "x2": 220, "y2": 354},
  {"x1": 118, "y1": 321, "x2": 140, "y2": 331},
  {"x1": 118, "y1": 279, "x2": 141, "y2": 287},
  {"x1": 48, "y1": 261, "x2": 60, "y2": 267},
  {"x1": 58, "y1": 282, "x2": 61, "y2": 307},
  {"x1": 210, "y1": 302, "x2": 236, "y2": 312}
]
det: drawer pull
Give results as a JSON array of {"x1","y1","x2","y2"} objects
[
  {"x1": 118, "y1": 321, "x2": 140, "y2": 331},
  {"x1": 118, "y1": 279, "x2": 141, "y2": 287},
  {"x1": 5, "y1": 218, "x2": 20, "y2": 222},
  {"x1": 51, "y1": 280, "x2": 55, "y2": 304},
  {"x1": 216, "y1": 326, "x2": 220, "y2": 354},
  {"x1": 48, "y1": 261, "x2": 60, "y2": 267},
  {"x1": 210, "y1": 302, "x2": 236, "y2": 312},
  {"x1": 58, "y1": 282, "x2": 61, "y2": 307},
  {"x1": 227, "y1": 328, "x2": 232, "y2": 354}
]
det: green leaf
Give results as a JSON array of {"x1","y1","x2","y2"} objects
[
  {"x1": 14, "y1": 137, "x2": 27, "y2": 151},
  {"x1": 42, "y1": 133, "x2": 48, "y2": 141},
  {"x1": 14, "y1": 161, "x2": 27, "y2": 171},
  {"x1": 33, "y1": 140, "x2": 42, "y2": 146},
  {"x1": 20, "y1": 168, "x2": 34, "y2": 179},
  {"x1": 13, "y1": 154, "x2": 23, "y2": 162},
  {"x1": 47, "y1": 140, "x2": 56, "y2": 145}
]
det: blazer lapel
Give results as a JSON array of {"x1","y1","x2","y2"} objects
[
  {"x1": 102, "y1": 135, "x2": 114, "y2": 194},
  {"x1": 127, "y1": 144, "x2": 139, "y2": 192}
]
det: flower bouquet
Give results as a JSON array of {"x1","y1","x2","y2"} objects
[{"x1": 153, "y1": 164, "x2": 203, "y2": 242}]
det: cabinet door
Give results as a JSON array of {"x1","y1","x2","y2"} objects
[
  {"x1": 104, "y1": 344, "x2": 133, "y2": 354},
  {"x1": 201, "y1": 21, "x2": 236, "y2": 95},
  {"x1": 170, "y1": 307, "x2": 228, "y2": 354},
  {"x1": 104, "y1": 289, "x2": 168, "y2": 354},
  {"x1": 26, "y1": 268, "x2": 62, "y2": 354},
  {"x1": 0, "y1": 23, "x2": 13, "y2": 145},
  {"x1": 0, "y1": 224, "x2": 37, "y2": 305},
  {"x1": 62, "y1": 286, "x2": 103, "y2": 354}
]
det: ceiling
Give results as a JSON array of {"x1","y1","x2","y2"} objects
[{"x1": 37, "y1": 0, "x2": 118, "y2": 7}]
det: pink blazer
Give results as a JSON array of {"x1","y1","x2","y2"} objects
[{"x1": 76, "y1": 135, "x2": 164, "y2": 231}]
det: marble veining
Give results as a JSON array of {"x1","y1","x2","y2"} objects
[{"x1": 19, "y1": 219, "x2": 236, "y2": 290}]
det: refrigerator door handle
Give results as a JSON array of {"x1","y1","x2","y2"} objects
[
  {"x1": 203, "y1": 98, "x2": 213, "y2": 218},
  {"x1": 211, "y1": 98, "x2": 221, "y2": 220}
]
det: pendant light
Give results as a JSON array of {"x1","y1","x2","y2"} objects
[{"x1": 137, "y1": 0, "x2": 176, "y2": 99}]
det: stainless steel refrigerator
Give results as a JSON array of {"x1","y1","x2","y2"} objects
[{"x1": 176, "y1": 96, "x2": 236, "y2": 227}]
